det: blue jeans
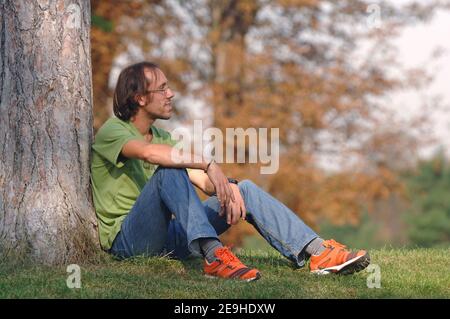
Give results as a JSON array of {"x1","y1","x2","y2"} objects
[{"x1": 110, "y1": 167, "x2": 318, "y2": 267}]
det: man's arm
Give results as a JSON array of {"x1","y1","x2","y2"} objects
[
  {"x1": 122, "y1": 139, "x2": 208, "y2": 170},
  {"x1": 121, "y1": 139, "x2": 235, "y2": 207}
]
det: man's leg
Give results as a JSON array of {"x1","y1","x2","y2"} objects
[
  {"x1": 165, "y1": 184, "x2": 316, "y2": 266},
  {"x1": 164, "y1": 197, "x2": 232, "y2": 260},
  {"x1": 165, "y1": 178, "x2": 369, "y2": 274},
  {"x1": 160, "y1": 183, "x2": 261, "y2": 281},
  {"x1": 237, "y1": 180, "x2": 319, "y2": 267},
  {"x1": 110, "y1": 167, "x2": 261, "y2": 281},
  {"x1": 238, "y1": 179, "x2": 370, "y2": 273},
  {"x1": 110, "y1": 167, "x2": 220, "y2": 258}
]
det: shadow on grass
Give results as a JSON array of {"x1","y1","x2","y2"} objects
[
  {"x1": 176, "y1": 250, "x2": 298, "y2": 275},
  {"x1": 91, "y1": 247, "x2": 305, "y2": 284}
]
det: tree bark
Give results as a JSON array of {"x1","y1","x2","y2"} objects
[{"x1": 0, "y1": 0, "x2": 99, "y2": 265}]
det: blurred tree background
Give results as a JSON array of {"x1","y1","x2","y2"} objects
[
  {"x1": 90, "y1": 0, "x2": 450, "y2": 248},
  {"x1": 403, "y1": 151, "x2": 450, "y2": 247}
]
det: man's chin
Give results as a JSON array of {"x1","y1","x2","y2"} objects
[
  {"x1": 151, "y1": 111, "x2": 172, "y2": 121},
  {"x1": 160, "y1": 114, "x2": 172, "y2": 120}
]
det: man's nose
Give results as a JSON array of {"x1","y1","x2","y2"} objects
[{"x1": 167, "y1": 88, "x2": 175, "y2": 99}]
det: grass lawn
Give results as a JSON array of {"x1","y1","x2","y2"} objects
[{"x1": 0, "y1": 248, "x2": 449, "y2": 299}]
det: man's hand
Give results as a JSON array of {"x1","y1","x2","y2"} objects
[
  {"x1": 206, "y1": 162, "x2": 235, "y2": 214},
  {"x1": 219, "y1": 183, "x2": 246, "y2": 225}
]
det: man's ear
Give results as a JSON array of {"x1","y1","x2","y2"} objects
[{"x1": 135, "y1": 94, "x2": 146, "y2": 106}]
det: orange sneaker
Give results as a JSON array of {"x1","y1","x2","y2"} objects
[
  {"x1": 204, "y1": 247, "x2": 261, "y2": 282},
  {"x1": 309, "y1": 239, "x2": 370, "y2": 275}
]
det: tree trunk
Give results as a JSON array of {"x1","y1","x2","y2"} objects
[{"x1": 0, "y1": 0, "x2": 99, "y2": 265}]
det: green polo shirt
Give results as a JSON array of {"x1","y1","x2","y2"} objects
[{"x1": 90, "y1": 117, "x2": 178, "y2": 250}]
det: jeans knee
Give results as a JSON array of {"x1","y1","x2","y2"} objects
[
  {"x1": 238, "y1": 179, "x2": 258, "y2": 197},
  {"x1": 156, "y1": 167, "x2": 188, "y2": 178}
]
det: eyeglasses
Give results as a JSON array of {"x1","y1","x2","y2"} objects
[{"x1": 146, "y1": 86, "x2": 171, "y2": 95}]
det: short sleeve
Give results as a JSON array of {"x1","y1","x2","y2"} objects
[
  {"x1": 152, "y1": 126, "x2": 177, "y2": 147},
  {"x1": 92, "y1": 120, "x2": 139, "y2": 168}
]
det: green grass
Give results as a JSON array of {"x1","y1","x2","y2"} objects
[{"x1": 1, "y1": 248, "x2": 449, "y2": 299}]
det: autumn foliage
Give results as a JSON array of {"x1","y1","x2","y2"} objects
[{"x1": 91, "y1": 0, "x2": 442, "y2": 245}]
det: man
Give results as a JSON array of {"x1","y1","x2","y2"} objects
[{"x1": 91, "y1": 61, "x2": 370, "y2": 282}]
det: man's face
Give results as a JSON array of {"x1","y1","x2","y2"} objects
[{"x1": 139, "y1": 68, "x2": 174, "y2": 120}]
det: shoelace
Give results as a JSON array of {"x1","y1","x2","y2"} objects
[
  {"x1": 324, "y1": 239, "x2": 347, "y2": 250},
  {"x1": 216, "y1": 247, "x2": 239, "y2": 264}
]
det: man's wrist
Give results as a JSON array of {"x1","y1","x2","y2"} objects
[
  {"x1": 204, "y1": 159, "x2": 215, "y2": 173},
  {"x1": 209, "y1": 178, "x2": 238, "y2": 197}
]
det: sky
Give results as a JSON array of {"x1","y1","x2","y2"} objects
[
  {"x1": 316, "y1": 5, "x2": 450, "y2": 171},
  {"x1": 391, "y1": 7, "x2": 450, "y2": 157}
]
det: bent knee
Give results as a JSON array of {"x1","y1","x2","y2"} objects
[
  {"x1": 156, "y1": 167, "x2": 188, "y2": 177},
  {"x1": 238, "y1": 179, "x2": 258, "y2": 191}
]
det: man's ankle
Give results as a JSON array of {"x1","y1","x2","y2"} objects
[
  {"x1": 305, "y1": 237, "x2": 326, "y2": 257},
  {"x1": 199, "y1": 237, "x2": 223, "y2": 263}
]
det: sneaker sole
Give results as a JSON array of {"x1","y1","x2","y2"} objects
[
  {"x1": 311, "y1": 252, "x2": 371, "y2": 275},
  {"x1": 205, "y1": 272, "x2": 262, "y2": 282},
  {"x1": 338, "y1": 252, "x2": 371, "y2": 275}
]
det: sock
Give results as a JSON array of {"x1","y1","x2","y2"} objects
[
  {"x1": 305, "y1": 237, "x2": 326, "y2": 256},
  {"x1": 199, "y1": 237, "x2": 223, "y2": 263}
]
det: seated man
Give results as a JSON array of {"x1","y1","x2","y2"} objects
[{"x1": 90, "y1": 61, "x2": 370, "y2": 282}]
